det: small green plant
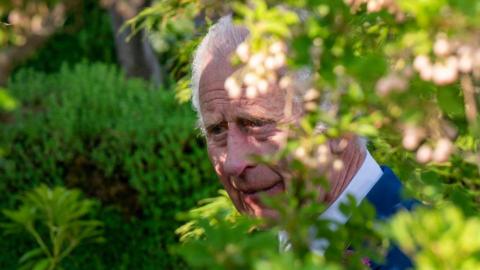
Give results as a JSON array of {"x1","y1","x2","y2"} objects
[{"x1": 2, "y1": 185, "x2": 104, "y2": 270}]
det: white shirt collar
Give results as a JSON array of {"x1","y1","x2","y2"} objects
[{"x1": 279, "y1": 150, "x2": 384, "y2": 253}]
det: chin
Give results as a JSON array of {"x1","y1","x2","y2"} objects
[
  {"x1": 241, "y1": 201, "x2": 281, "y2": 220},
  {"x1": 254, "y1": 207, "x2": 280, "y2": 220}
]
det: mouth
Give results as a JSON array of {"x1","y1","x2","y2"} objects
[{"x1": 241, "y1": 181, "x2": 285, "y2": 202}]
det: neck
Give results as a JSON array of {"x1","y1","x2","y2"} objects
[{"x1": 324, "y1": 138, "x2": 366, "y2": 205}]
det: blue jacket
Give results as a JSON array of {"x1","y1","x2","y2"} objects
[{"x1": 366, "y1": 166, "x2": 418, "y2": 270}]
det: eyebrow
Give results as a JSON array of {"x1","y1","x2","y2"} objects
[
  {"x1": 204, "y1": 112, "x2": 277, "y2": 131},
  {"x1": 236, "y1": 113, "x2": 276, "y2": 124}
]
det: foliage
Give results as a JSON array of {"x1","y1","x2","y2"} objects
[
  {"x1": 1, "y1": 185, "x2": 104, "y2": 270},
  {"x1": 176, "y1": 190, "x2": 240, "y2": 242},
  {"x1": 11, "y1": 0, "x2": 116, "y2": 74},
  {"x1": 0, "y1": 0, "x2": 62, "y2": 47},
  {"x1": 124, "y1": 0, "x2": 196, "y2": 83},
  {"x1": 0, "y1": 0, "x2": 78, "y2": 84},
  {"x1": 0, "y1": 62, "x2": 219, "y2": 269},
  {"x1": 386, "y1": 204, "x2": 480, "y2": 270},
  {"x1": 1, "y1": 0, "x2": 479, "y2": 268},
  {"x1": 176, "y1": 185, "x2": 383, "y2": 269},
  {"x1": 175, "y1": 191, "x2": 281, "y2": 270},
  {"x1": 125, "y1": 0, "x2": 224, "y2": 100},
  {"x1": 0, "y1": 87, "x2": 16, "y2": 111},
  {"x1": 129, "y1": 0, "x2": 480, "y2": 269}
]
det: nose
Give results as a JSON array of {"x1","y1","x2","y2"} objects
[{"x1": 223, "y1": 125, "x2": 254, "y2": 177}]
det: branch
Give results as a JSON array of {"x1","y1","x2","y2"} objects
[
  {"x1": 26, "y1": 224, "x2": 52, "y2": 259},
  {"x1": 461, "y1": 74, "x2": 478, "y2": 124},
  {"x1": 461, "y1": 74, "x2": 480, "y2": 175}
]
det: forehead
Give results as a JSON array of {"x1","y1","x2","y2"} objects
[{"x1": 198, "y1": 55, "x2": 287, "y2": 125}]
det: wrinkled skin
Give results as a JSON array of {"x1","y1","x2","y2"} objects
[{"x1": 199, "y1": 53, "x2": 363, "y2": 218}]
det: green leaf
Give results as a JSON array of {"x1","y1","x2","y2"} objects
[
  {"x1": 0, "y1": 87, "x2": 17, "y2": 111},
  {"x1": 33, "y1": 258, "x2": 51, "y2": 270},
  {"x1": 19, "y1": 248, "x2": 44, "y2": 264},
  {"x1": 436, "y1": 86, "x2": 465, "y2": 118},
  {"x1": 2, "y1": 206, "x2": 35, "y2": 226},
  {"x1": 349, "y1": 54, "x2": 387, "y2": 85}
]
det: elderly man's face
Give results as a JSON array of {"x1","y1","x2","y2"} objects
[{"x1": 199, "y1": 54, "x2": 298, "y2": 218}]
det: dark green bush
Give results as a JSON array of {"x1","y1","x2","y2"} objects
[{"x1": 0, "y1": 63, "x2": 219, "y2": 269}]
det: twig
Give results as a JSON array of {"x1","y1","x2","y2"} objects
[
  {"x1": 26, "y1": 225, "x2": 52, "y2": 258},
  {"x1": 461, "y1": 75, "x2": 477, "y2": 124},
  {"x1": 461, "y1": 74, "x2": 480, "y2": 175}
]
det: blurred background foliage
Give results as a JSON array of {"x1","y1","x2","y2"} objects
[
  {"x1": 14, "y1": 0, "x2": 117, "y2": 73},
  {"x1": 0, "y1": 62, "x2": 219, "y2": 269},
  {"x1": 1, "y1": 0, "x2": 480, "y2": 269},
  {"x1": 1, "y1": 1, "x2": 220, "y2": 268}
]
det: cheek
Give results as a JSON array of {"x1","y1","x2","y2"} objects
[
  {"x1": 264, "y1": 130, "x2": 291, "y2": 185},
  {"x1": 207, "y1": 143, "x2": 245, "y2": 210},
  {"x1": 206, "y1": 143, "x2": 236, "y2": 191},
  {"x1": 207, "y1": 143, "x2": 225, "y2": 175}
]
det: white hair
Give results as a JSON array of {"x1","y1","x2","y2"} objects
[{"x1": 191, "y1": 15, "x2": 249, "y2": 129}]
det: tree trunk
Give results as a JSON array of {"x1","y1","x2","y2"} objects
[{"x1": 107, "y1": 0, "x2": 163, "y2": 85}]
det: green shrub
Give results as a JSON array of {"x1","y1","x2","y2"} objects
[{"x1": 0, "y1": 62, "x2": 219, "y2": 269}]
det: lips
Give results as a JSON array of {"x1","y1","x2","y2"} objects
[{"x1": 241, "y1": 181, "x2": 284, "y2": 204}]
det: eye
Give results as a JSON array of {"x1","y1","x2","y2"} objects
[
  {"x1": 239, "y1": 118, "x2": 267, "y2": 128},
  {"x1": 207, "y1": 122, "x2": 228, "y2": 136}
]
